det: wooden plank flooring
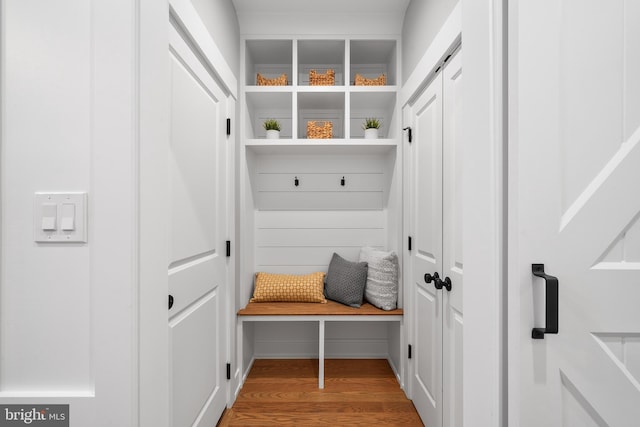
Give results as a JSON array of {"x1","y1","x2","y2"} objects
[{"x1": 218, "y1": 359, "x2": 424, "y2": 426}]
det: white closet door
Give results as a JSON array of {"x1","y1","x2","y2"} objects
[
  {"x1": 167, "y1": 23, "x2": 228, "y2": 427},
  {"x1": 408, "y1": 73, "x2": 444, "y2": 427},
  {"x1": 511, "y1": 1, "x2": 640, "y2": 425},
  {"x1": 442, "y1": 50, "x2": 463, "y2": 427}
]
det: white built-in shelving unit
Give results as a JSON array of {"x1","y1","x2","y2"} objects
[
  {"x1": 243, "y1": 38, "x2": 399, "y2": 142},
  {"x1": 238, "y1": 36, "x2": 403, "y2": 378}
]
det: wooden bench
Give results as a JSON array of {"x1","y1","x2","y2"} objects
[{"x1": 237, "y1": 300, "x2": 403, "y2": 388}]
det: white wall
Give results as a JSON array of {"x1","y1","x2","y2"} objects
[
  {"x1": 402, "y1": 0, "x2": 459, "y2": 84},
  {"x1": 190, "y1": 0, "x2": 241, "y2": 76},
  {"x1": 1, "y1": 0, "x2": 138, "y2": 425}
]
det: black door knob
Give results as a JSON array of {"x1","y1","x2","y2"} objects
[
  {"x1": 433, "y1": 275, "x2": 444, "y2": 290},
  {"x1": 424, "y1": 271, "x2": 439, "y2": 283},
  {"x1": 425, "y1": 272, "x2": 443, "y2": 289},
  {"x1": 443, "y1": 277, "x2": 452, "y2": 292}
]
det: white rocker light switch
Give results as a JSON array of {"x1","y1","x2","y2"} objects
[
  {"x1": 61, "y1": 203, "x2": 76, "y2": 231},
  {"x1": 41, "y1": 203, "x2": 57, "y2": 231}
]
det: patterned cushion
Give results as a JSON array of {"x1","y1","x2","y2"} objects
[
  {"x1": 359, "y1": 247, "x2": 398, "y2": 311},
  {"x1": 324, "y1": 253, "x2": 368, "y2": 308},
  {"x1": 250, "y1": 272, "x2": 327, "y2": 303}
]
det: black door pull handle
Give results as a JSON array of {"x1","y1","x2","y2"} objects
[
  {"x1": 443, "y1": 277, "x2": 452, "y2": 292},
  {"x1": 532, "y1": 264, "x2": 559, "y2": 339}
]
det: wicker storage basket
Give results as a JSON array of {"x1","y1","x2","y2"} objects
[
  {"x1": 257, "y1": 73, "x2": 288, "y2": 86},
  {"x1": 307, "y1": 121, "x2": 333, "y2": 139},
  {"x1": 309, "y1": 69, "x2": 335, "y2": 86},
  {"x1": 354, "y1": 73, "x2": 387, "y2": 86}
]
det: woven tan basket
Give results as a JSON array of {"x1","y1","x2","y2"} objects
[
  {"x1": 354, "y1": 73, "x2": 387, "y2": 86},
  {"x1": 257, "y1": 73, "x2": 288, "y2": 86},
  {"x1": 309, "y1": 69, "x2": 335, "y2": 86},
  {"x1": 307, "y1": 121, "x2": 333, "y2": 139}
]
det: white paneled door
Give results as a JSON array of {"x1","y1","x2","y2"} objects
[
  {"x1": 409, "y1": 70, "x2": 444, "y2": 427},
  {"x1": 407, "y1": 48, "x2": 463, "y2": 427},
  {"x1": 167, "y1": 23, "x2": 229, "y2": 427},
  {"x1": 511, "y1": 1, "x2": 640, "y2": 425}
]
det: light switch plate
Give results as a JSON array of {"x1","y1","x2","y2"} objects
[{"x1": 34, "y1": 192, "x2": 87, "y2": 243}]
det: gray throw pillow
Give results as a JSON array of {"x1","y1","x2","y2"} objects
[
  {"x1": 324, "y1": 253, "x2": 368, "y2": 307},
  {"x1": 359, "y1": 247, "x2": 398, "y2": 311}
]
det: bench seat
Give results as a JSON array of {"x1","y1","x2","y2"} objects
[{"x1": 238, "y1": 300, "x2": 403, "y2": 317}]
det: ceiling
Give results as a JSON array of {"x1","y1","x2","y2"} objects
[
  {"x1": 231, "y1": 0, "x2": 412, "y2": 34},
  {"x1": 232, "y1": 0, "x2": 411, "y2": 15}
]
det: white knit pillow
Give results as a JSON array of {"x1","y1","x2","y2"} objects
[{"x1": 359, "y1": 247, "x2": 398, "y2": 311}]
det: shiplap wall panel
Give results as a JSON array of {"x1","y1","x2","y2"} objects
[
  {"x1": 255, "y1": 211, "x2": 385, "y2": 273},
  {"x1": 257, "y1": 228, "x2": 385, "y2": 247},
  {"x1": 256, "y1": 246, "x2": 384, "y2": 266},
  {"x1": 256, "y1": 210, "x2": 384, "y2": 229},
  {"x1": 255, "y1": 154, "x2": 385, "y2": 210},
  {"x1": 257, "y1": 192, "x2": 383, "y2": 210},
  {"x1": 254, "y1": 266, "x2": 329, "y2": 275},
  {"x1": 256, "y1": 154, "x2": 384, "y2": 173},
  {"x1": 254, "y1": 322, "x2": 319, "y2": 357},
  {"x1": 257, "y1": 173, "x2": 383, "y2": 191},
  {"x1": 256, "y1": 210, "x2": 385, "y2": 272},
  {"x1": 254, "y1": 321, "x2": 390, "y2": 358}
]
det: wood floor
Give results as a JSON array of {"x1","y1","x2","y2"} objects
[{"x1": 218, "y1": 359, "x2": 424, "y2": 426}]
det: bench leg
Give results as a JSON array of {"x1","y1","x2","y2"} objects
[{"x1": 319, "y1": 320, "x2": 325, "y2": 389}]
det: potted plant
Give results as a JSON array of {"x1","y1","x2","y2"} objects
[
  {"x1": 263, "y1": 119, "x2": 281, "y2": 139},
  {"x1": 362, "y1": 118, "x2": 381, "y2": 139}
]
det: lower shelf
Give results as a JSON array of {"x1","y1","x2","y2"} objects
[{"x1": 238, "y1": 301, "x2": 403, "y2": 389}]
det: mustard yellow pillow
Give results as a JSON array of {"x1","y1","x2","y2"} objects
[{"x1": 250, "y1": 272, "x2": 327, "y2": 303}]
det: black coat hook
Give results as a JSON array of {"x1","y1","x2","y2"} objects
[
  {"x1": 340, "y1": 176, "x2": 345, "y2": 186},
  {"x1": 294, "y1": 176, "x2": 299, "y2": 187}
]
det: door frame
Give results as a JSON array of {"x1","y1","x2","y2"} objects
[
  {"x1": 401, "y1": 1, "x2": 507, "y2": 425},
  {"x1": 138, "y1": 0, "x2": 507, "y2": 425},
  {"x1": 461, "y1": 1, "x2": 507, "y2": 426},
  {"x1": 138, "y1": 1, "x2": 237, "y2": 426}
]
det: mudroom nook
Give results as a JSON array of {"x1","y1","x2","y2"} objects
[{"x1": 236, "y1": 32, "x2": 412, "y2": 412}]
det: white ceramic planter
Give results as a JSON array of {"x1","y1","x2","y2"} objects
[
  {"x1": 364, "y1": 128, "x2": 379, "y2": 139},
  {"x1": 266, "y1": 129, "x2": 280, "y2": 139}
]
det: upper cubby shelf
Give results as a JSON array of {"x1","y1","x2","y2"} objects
[
  {"x1": 245, "y1": 40, "x2": 293, "y2": 86},
  {"x1": 350, "y1": 40, "x2": 397, "y2": 86},
  {"x1": 246, "y1": 92, "x2": 293, "y2": 139},
  {"x1": 298, "y1": 40, "x2": 345, "y2": 86}
]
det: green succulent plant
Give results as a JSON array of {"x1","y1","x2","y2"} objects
[
  {"x1": 263, "y1": 119, "x2": 281, "y2": 131},
  {"x1": 362, "y1": 117, "x2": 382, "y2": 130}
]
